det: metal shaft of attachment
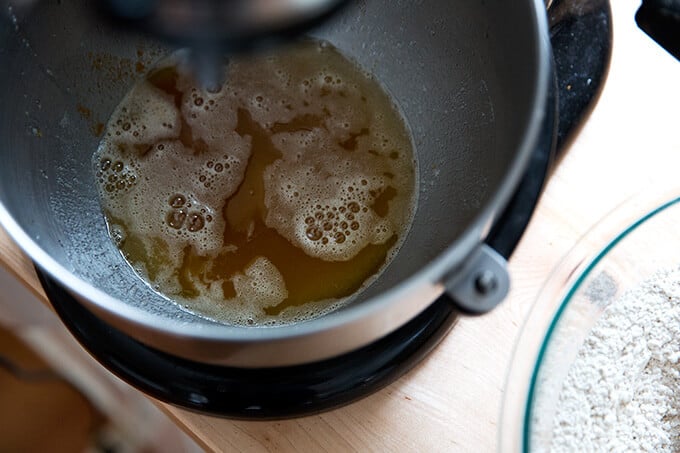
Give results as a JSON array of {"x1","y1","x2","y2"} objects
[{"x1": 188, "y1": 47, "x2": 227, "y2": 92}]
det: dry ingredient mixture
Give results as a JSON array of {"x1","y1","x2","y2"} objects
[{"x1": 550, "y1": 266, "x2": 680, "y2": 452}]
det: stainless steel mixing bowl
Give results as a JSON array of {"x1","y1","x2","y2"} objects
[{"x1": 0, "y1": 0, "x2": 550, "y2": 366}]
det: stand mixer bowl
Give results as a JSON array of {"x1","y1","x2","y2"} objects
[{"x1": 0, "y1": 0, "x2": 550, "y2": 367}]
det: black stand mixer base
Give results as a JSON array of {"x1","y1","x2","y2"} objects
[{"x1": 38, "y1": 270, "x2": 456, "y2": 419}]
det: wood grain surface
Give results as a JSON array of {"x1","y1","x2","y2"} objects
[{"x1": 1, "y1": 0, "x2": 679, "y2": 451}]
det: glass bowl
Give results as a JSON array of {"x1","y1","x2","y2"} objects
[{"x1": 499, "y1": 186, "x2": 680, "y2": 452}]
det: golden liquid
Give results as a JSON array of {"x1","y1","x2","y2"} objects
[{"x1": 95, "y1": 40, "x2": 417, "y2": 326}]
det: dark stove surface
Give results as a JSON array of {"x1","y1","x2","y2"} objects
[{"x1": 35, "y1": 0, "x2": 612, "y2": 418}]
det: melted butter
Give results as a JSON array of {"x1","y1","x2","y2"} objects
[{"x1": 94, "y1": 40, "x2": 417, "y2": 326}]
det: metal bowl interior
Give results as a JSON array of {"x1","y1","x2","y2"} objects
[{"x1": 0, "y1": 0, "x2": 549, "y2": 362}]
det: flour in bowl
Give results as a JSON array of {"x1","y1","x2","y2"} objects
[{"x1": 550, "y1": 266, "x2": 680, "y2": 452}]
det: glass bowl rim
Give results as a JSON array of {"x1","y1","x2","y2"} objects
[{"x1": 498, "y1": 184, "x2": 680, "y2": 452}]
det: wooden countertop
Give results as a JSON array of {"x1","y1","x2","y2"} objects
[{"x1": 1, "y1": 0, "x2": 679, "y2": 451}]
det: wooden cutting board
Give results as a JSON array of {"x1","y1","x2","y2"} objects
[{"x1": 1, "y1": 0, "x2": 678, "y2": 450}]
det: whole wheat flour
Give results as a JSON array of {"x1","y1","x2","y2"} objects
[{"x1": 550, "y1": 266, "x2": 680, "y2": 452}]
